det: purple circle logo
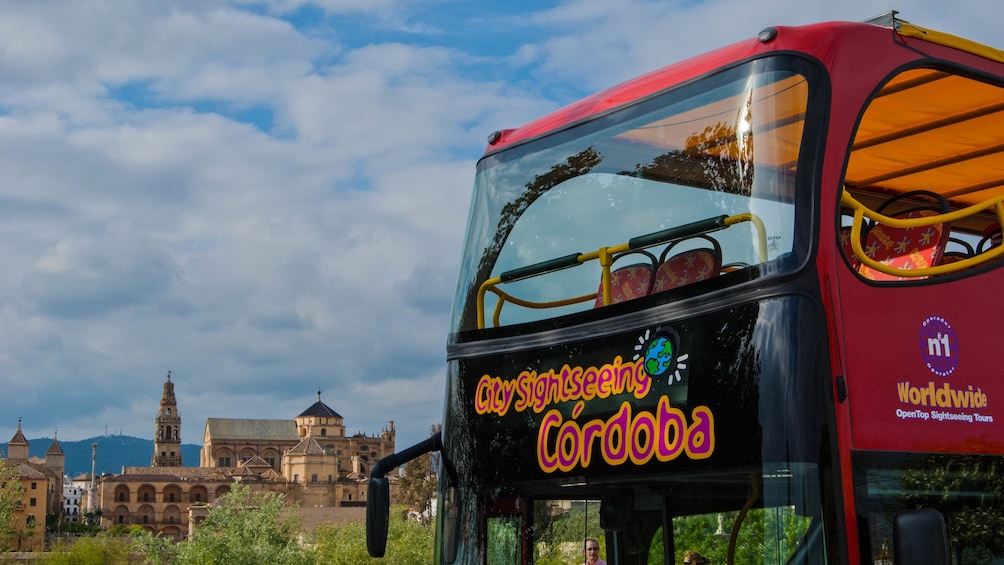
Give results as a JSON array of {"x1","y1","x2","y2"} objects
[{"x1": 919, "y1": 316, "x2": 958, "y2": 377}]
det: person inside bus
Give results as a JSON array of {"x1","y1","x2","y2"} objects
[
  {"x1": 683, "y1": 549, "x2": 710, "y2": 564},
  {"x1": 580, "y1": 537, "x2": 607, "y2": 565}
]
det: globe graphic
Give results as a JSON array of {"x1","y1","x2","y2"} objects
[{"x1": 644, "y1": 336, "x2": 674, "y2": 376}]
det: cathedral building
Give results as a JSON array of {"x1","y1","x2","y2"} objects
[
  {"x1": 2, "y1": 419, "x2": 65, "y2": 551},
  {"x1": 97, "y1": 373, "x2": 397, "y2": 539}
]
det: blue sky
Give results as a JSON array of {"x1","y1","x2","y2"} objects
[{"x1": 0, "y1": 0, "x2": 998, "y2": 456}]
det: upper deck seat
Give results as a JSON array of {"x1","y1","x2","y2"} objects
[
  {"x1": 857, "y1": 191, "x2": 951, "y2": 281},
  {"x1": 978, "y1": 224, "x2": 1002, "y2": 253},
  {"x1": 839, "y1": 225, "x2": 860, "y2": 269},
  {"x1": 594, "y1": 250, "x2": 657, "y2": 307},
  {"x1": 653, "y1": 236, "x2": 723, "y2": 292},
  {"x1": 938, "y1": 237, "x2": 975, "y2": 265}
]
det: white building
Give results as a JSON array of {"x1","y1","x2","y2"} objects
[{"x1": 63, "y1": 474, "x2": 91, "y2": 522}]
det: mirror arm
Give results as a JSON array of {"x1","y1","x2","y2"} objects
[{"x1": 370, "y1": 431, "x2": 443, "y2": 479}]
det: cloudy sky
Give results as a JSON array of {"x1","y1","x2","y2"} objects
[{"x1": 1, "y1": 0, "x2": 998, "y2": 454}]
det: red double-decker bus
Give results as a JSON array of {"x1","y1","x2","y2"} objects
[{"x1": 368, "y1": 12, "x2": 1004, "y2": 564}]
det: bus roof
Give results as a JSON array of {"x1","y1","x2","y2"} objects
[
  {"x1": 482, "y1": 15, "x2": 1004, "y2": 211},
  {"x1": 483, "y1": 16, "x2": 1002, "y2": 153}
]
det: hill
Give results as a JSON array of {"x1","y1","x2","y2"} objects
[{"x1": 27, "y1": 435, "x2": 202, "y2": 476}]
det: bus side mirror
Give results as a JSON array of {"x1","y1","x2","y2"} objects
[
  {"x1": 366, "y1": 476, "x2": 390, "y2": 557},
  {"x1": 893, "y1": 508, "x2": 949, "y2": 565},
  {"x1": 366, "y1": 431, "x2": 448, "y2": 559}
]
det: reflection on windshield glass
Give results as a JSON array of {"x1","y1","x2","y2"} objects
[
  {"x1": 485, "y1": 174, "x2": 794, "y2": 326},
  {"x1": 486, "y1": 515, "x2": 521, "y2": 565},
  {"x1": 452, "y1": 62, "x2": 807, "y2": 332},
  {"x1": 855, "y1": 452, "x2": 1004, "y2": 563},
  {"x1": 478, "y1": 465, "x2": 825, "y2": 565},
  {"x1": 467, "y1": 463, "x2": 823, "y2": 565},
  {"x1": 531, "y1": 500, "x2": 604, "y2": 564}
]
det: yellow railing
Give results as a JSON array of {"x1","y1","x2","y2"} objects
[
  {"x1": 840, "y1": 191, "x2": 1004, "y2": 278},
  {"x1": 895, "y1": 20, "x2": 1004, "y2": 66},
  {"x1": 476, "y1": 213, "x2": 768, "y2": 328}
]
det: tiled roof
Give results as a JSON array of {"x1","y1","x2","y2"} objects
[
  {"x1": 259, "y1": 468, "x2": 284, "y2": 481},
  {"x1": 46, "y1": 438, "x2": 64, "y2": 455},
  {"x1": 204, "y1": 418, "x2": 298, "y2": 441},
  {"x1": 232, "y1": 465, "x2": 258, "y2": 477},
  {"x1": 229, "y1": 457, "x2": 286, "y2": 482},
  {"x1": 238, "y1": 455, "x2": 273, "y2": 469},
  {"x1": 285, "y1": 437, "x2": 331, "y2": 455},
  {"x1": 118, "y1": 466, "x2": 230, "y2": 481},
  {"x1": 118, "y1": 465, "x2": 221, "y2": 479},
  {"x1": 12, "y1": 462, "x2": 49, "y2": 479},
  {"x1": 297, "y1": 392, "x2": 343, "y2": 419},
  {"x1": 8, "y1": 424, "x2": 28, "y2": 446}
]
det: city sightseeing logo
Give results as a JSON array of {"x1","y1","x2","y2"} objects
[
  {"x1": 634, "y1": 328, "x2": 688, "y2": 384},
  {"x1": 918, "y1": 315, "x2": 959, "y2": 377},
  {"x1": 473, "y1": 327, "x2": 715, "y2": 473}
]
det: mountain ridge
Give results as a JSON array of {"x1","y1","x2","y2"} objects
[{"x1": 25, "y1": 436, "x2": 202, "y2": 477}]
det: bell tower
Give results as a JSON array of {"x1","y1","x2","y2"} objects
[{"x1": 152, "y1": 371, "x2": 183, "y2": 467}]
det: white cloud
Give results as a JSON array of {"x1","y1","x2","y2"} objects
[{"x1": 25, "y1": 224, "x2": 181, "y2": 318}]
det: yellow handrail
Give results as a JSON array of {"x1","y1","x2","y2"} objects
[
  {"x1": 840, "y1": 191, "x2": 1004, "y2": 278},
  {"x1": 726, "y1": 213, "x2": 768, "y2": 262},
  {"x1": 895, "y1": 21, "x2": 1004, "y2": 66},
  {"x1": 483, "y1": 287, "x2": 598, "y2": 329},
  {"x1": 476, "y1": 213, "x2": 768, "y2": 328}
]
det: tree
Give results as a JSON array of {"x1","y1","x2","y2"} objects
[
  {"x1": 897, "y1": 454, "x2": 1004, "y2": 563},
  {"x1": 0, "y1": 459, "x2": 26, "y2": 551},
  {"x1": 130, "y1": 528, "x2": 180, "y2": 565},
  {"x1": 175, "y1": 483, "x2": 311, "y2": 565},
  {"x1": 59, "y1": 516, "x2": 102, "y2": 535},
  {"x1": 312, "y1": 504, "x2": 433, "y2": 565},
  {"x1": 532, "y1": 501, "x2": 602, "y2": 565},
  {"x1": 34, "y1": 534, "x2": 136, "y2": 565},
  {"x1": 397, "y1": 424, "x2": 441, "y2": 524},
  {"x1": 39, "y1": 527, "x2": 193, "y2": 565},
  {"x1": 670, "y1": 508, "x2": 813, "y2": 565}
]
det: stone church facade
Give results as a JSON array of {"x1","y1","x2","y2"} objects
[{"x1": 98, "y1": 372, "x2": 397, "y2": 539}]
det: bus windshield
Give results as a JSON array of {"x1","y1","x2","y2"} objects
[{"x1": 452, "y1": 58, "x2": 812, "y2": 333}]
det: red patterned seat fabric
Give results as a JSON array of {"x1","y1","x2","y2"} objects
[
  {"x1": 858, "y1": 209, "x2": 949, "y2": 281},
  {"x1": 594, "y1": 264, "x2": 654, "y2": 307},
  {"x1": 839, "y1": 227, "x2": 860, "y2": 268},
  {"x1": 653, "y1": 249, "x2": 721, "y2": 292}
]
